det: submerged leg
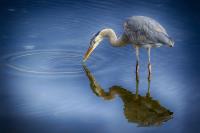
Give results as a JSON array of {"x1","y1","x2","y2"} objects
[
  {"x1": 146, "y1": 79, "x2": 151, "y2": 97},
  {"x1": 135, "y1": 79, "x2": 139, "y2": 99},
  {"x1": 135, "y1": 47, "x2": 140, "y2": 81},
  {"x1": 147, "y1": 47, "x2": 152, "y2": 81}
]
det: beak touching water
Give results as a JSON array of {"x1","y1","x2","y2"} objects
[
  {"x1": 83, "y1": 46, "x2": 95, "y2": 62},
  {"x1": 83, "y1": 32, "x2": 102, "y2": 62}
]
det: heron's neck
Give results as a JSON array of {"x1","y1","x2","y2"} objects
[{"x1": 101, "y1": 29, "x2": 125, "y2": 46}]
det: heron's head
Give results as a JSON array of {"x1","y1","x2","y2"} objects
[{"x1": 83, "y1": 31, "x2": 103, "y2": 62}]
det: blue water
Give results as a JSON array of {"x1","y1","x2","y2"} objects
[{"x1": 0, "y1": 0, "x2": 199, "y2": 133}]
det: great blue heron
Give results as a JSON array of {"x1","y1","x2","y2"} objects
[{"x1": 83, "y1": 16, "x2": 174, "y2": 80}]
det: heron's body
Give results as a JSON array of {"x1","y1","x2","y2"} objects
[
  {"x1": 123, "y1": 16, "x2": 170, "y2": 48},
  {"x1": 83, "y1": 16, "x2": 174, "y2": 80}
]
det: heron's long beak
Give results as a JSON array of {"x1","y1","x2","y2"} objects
[
  {"x1": 83, "y1": 46, "x2": 95, "y2": 62},
  {"x1": 83, "y1": 33, "x2": 102, "y2": 62}
]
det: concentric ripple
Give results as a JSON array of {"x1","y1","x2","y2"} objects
[
  {"x1": 2, "y1": 47, "x2": 125, "y2": 76},
  {"x1": 3, "y1": 49, "x2": 84, "y2": 76}
]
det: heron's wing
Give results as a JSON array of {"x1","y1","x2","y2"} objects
[
  {"x1": 145, "y1": 17, "x2": 167, "y2": 34},
  {"x1": 123, "y1": 16, "x2": 168, "y2": 44}
]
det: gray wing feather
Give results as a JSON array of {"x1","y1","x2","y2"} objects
[{"x1": 124, "y1": 16, "x2": 168, "y2": 45}]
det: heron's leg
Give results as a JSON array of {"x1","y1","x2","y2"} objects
[
  {"x1": 147, "y1": 47, "x2": 152, "y2": 81},
  {"x1": 135, "y1": 79, "x2": 139, "y2": 99},
  {"x1": 146, "y1": 79, "x2": 151, "y2": 97},
  {"x1": 135, "y1": 47, "x2": 140, "y2": 81}
]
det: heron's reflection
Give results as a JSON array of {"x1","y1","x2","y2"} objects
[{"x1": 83, "y1": 65, "x2": 173, "y2": 127}]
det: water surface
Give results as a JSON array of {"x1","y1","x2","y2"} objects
[{"x1": 0, "y1": 0, "x2": 200, "y2": 133}]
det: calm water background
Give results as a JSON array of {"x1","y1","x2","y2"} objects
[{"x1": 0, "y1": 0, "x2": 200, "y2": 133}]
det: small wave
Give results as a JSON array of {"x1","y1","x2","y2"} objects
[
  {"x1": 2, "y1": 47, "x2": 124, "y2": 76},
  {"x1": 3, "y1": 49, "x2": 84, "y2": 76}
]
